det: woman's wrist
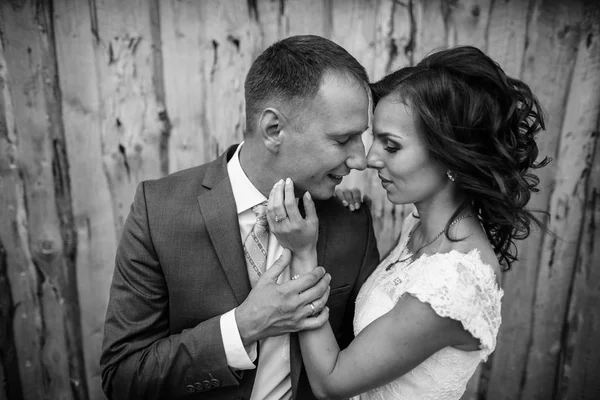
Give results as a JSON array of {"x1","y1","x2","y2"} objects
[
  {"x1": 294, "y1": 248, "x2": 317, "y2": 261},
  {"x1": 292, "y1": 249, "x2": 318, "y2": 270}
]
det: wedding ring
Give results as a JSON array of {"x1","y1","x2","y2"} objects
[
  {"x1": 309, "y1": 302, "x2": 316, "y2": 316},
  {"x1": 274, "y1": 215, "x2": 288, "y2": 223},
  {"x1": 291, "y1": 274, "x2": 300, "y2": 280}
]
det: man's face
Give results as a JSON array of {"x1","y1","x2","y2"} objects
[{"x1": 277, "y1": 74, "x2": 370, "y2": 199}]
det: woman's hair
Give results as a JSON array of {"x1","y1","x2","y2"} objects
[{"x1": 371, "y1": 46, "x2": 550, "y2": 270}]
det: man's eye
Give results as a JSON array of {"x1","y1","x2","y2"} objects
[{"x1": 337, "y1": 137, "x2": 351, "y2": 145}]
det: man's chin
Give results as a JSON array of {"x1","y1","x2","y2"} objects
[{"x1": 309, "y1": 185, "x2": 337, "y2": 200}]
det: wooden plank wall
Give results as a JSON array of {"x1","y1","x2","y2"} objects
[{"x1": 0, "y1": 1, "x2": 598, "y2": 399}]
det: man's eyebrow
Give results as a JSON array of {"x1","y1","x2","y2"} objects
[
  {"x1": 328, "y1": 127, "x2": 370, "y2": 136},
  {"x1": 327, "y1": 130, "x2": 366, "y2": 137}
]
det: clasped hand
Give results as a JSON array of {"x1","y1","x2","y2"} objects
[
  {"x1": 236, "y1": 178, "x2": 328, "y2": 346},
  {"x1": 266, "y1": 177, "x2": 319, "y2": 267}
]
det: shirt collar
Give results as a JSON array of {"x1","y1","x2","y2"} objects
[{"x1": 227, "y1": 142, "x2": 268, "y2": 214}]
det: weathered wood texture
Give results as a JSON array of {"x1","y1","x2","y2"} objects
[
  {"x1": 0, "y1": 1, "x2": 87, "y2": 400},
  {"x1": 487, "y1": 2, "x2": 585, "y2": 400},
  {"x1": 523, "y1": 2, "x2": 600, "y2": 399},
  {"x1": 0, "y1": 1, "x2": 598, "y2": 399},
  {"x1": 52, "y1": 0, "x2": 118, "y2": 398},
  {"x1": 558, "y1": 6, "x2": 600, "y2": 393}
]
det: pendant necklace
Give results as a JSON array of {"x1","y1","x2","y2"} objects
[{"x1": 385, "y1": 214, "x2": 474, "y2": 271}]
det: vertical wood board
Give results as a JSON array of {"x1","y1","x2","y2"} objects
[
  {"x1": 522, "y1": 0, "x2": 600, "y2": 397},
  {"x1": 93, "y1": 0, "x2": 165, "y2": 233},
  {"x1": 487, "y1": 1, "x2": 584, "y2": 398},
  {"x1": 53, "y1": 0, "x2": 118, "y2": 398}
]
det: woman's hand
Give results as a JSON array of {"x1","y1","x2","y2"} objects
[{"x1": 267, "y1": 178, "x2": 319, "y2": 263}]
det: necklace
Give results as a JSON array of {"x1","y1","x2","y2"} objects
[{"x1": 385, "y1": 214, "x2": 474, "y2": 271}]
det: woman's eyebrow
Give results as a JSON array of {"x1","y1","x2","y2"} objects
[{"x1": 373, "y1": 131, "x2": 404, "y2": 139}]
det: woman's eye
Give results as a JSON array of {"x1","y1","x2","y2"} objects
[{"x1": 383, "y1": 140, "x2": 400, "y2": 153}]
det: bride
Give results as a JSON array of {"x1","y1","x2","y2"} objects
[{"x1": 265, "y1": 46, "x2": 548, "y2": 399}]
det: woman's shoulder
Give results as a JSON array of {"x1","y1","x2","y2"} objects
[
  {"x1": 415, "y1": 245, "x2": 501, "y2": 292},
  {"x1": 406, "y1": 247, "x2": 504, "y2": 353},
  {"x1": 425, "y1": 248, "x2": 500, "y2": 284},
  {"x1": 436, "y1": 218, "x2": 502, "y2": 279},
  {"x1": 408, "y1": 223, "x2": 503, "y2": 296}
]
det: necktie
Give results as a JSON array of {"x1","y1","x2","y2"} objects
[{"x1": 244, "y1": 202, "x2": 270, "y2": 287}]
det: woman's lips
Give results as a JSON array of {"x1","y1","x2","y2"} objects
[{"x1": 379, "y1": 174, "x2": 393, "y2": 188}]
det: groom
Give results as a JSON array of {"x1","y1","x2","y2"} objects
[{"x1": 101, "y1": 35, "x2": 379, "y2": 400}]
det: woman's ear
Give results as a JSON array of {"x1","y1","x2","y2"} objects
[{"x1": 258, "y1": 107, "x2": 287, "y2": 153}]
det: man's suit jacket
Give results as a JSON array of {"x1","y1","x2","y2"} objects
[{"x1": 101, "y1": 145, "x2": 380, "y2": 400}]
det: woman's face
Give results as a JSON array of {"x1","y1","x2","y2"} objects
[{"x1": 367, "y1": 96, "x2": 448, "y2": 205}]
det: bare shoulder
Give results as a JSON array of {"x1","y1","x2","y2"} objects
[{"x1": 443, "y1": 218, "x2": 502, "y2": 278}]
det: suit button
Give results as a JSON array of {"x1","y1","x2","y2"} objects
[
  {"x1": 186, "y1": 385, "x2": 195, "y2": 393},
  {"x1": 211, "y1": 378, "x2": 220, "y2": 387},
  {"x1": 202, "y1": 380, "x2": 211, "y2": 389},
  {"x1": 194, "y1": 382, "x2": 203, "y2": 391}
]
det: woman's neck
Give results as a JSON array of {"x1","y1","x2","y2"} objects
[{"x1": 413, "y1": 192, "x2": 471, "y2": 245}]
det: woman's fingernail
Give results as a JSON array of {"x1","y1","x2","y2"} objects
[
  {"x1": 349, "y1": 205, "x2": 355, "y2": 211},
  {"x1": 355, "y1": 202, "x2": 361, "y2": 209},
  {"x1": 342, "y1": 200, "x2": 348, "y2": 207},
  {"x1": 286, "y1": 177, "x2": 291, "y2": 185}
]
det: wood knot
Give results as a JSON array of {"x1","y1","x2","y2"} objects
[{"x1": 37, "y1": 239, "x2": 58, "y2": 261}]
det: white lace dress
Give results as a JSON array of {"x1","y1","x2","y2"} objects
[{"x1": 353, "y1": 214, "x2": 503, "y2": 400}]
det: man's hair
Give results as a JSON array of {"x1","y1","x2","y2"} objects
[{"x1": 244, "y1": 35, "x2": 368, "y2": 135}]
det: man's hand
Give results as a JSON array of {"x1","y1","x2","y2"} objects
[{"x1": 235, "y1": 249, "x2": 331, "y2": 347}]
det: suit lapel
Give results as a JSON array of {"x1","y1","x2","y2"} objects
[
  {"x1": 197, "y1": 146, "x2": 251, "y2": 305},
  {"x1": 291, "y1": 201, "x2": 329, "y2": 397}
]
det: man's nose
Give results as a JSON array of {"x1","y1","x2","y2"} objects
[{"x1": 346, "y1": 136, "x2": 367, "y2": 171}]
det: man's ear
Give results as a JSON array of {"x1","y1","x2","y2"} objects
[{"x1": 258, "y1": 107, "x2": 288, "y2": 153}]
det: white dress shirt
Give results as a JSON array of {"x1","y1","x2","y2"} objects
[{"x1": 219, "y1": 143, "x2": 292, "y2": 400}]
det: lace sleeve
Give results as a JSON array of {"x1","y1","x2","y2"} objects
[{"x1": 403, "y1": 251, "x2": 503, "y2": 357}]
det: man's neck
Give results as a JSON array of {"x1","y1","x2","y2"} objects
[{"x1": 238, "y1": 141, "x2": 276, "y2": 197}]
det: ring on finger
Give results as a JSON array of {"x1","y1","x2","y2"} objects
[
  {"x1": 291, "y1": 274, "x2": 300, "y2": 280},
  {"x1": 274, "y1": 215, "x2": 288, "y2": 223},
  {"x1": 309, "y1": 302, "x2": 316, "y2": 316}
]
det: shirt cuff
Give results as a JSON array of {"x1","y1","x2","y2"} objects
[{"x1": 220, "y1": 309, "x2": 257, "y2": 370}]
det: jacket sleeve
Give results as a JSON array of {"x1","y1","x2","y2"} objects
[
  {"x1": 100, "y1": 182, "x2": 242, "y2": 399},
  {"x1": 338, "y1": 205, "x2": 380, "y2": 350}
]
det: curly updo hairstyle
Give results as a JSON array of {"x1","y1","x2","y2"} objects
[{"x1": 371, "y1": 46, "x2": 550, "y2": 270}]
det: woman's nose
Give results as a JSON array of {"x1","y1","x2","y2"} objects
[{"x1": 367, "y1": 143, "x2": 384, "y2": 170}]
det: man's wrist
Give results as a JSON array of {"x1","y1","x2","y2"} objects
[
  {"x1": 234, "y1": 306, "x2": 259, "y2": 347},
  {"x1": 221, "y1": 309, "x2": 257, "y2": 369}
]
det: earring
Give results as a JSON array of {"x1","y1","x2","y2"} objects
[{"x1": 446, "y1": 170, "x2": 456, "y2": 182}]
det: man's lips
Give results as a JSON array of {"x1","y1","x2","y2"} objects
[{"x1": 329, "y1": 173, "x2": 346, "y2": 180}]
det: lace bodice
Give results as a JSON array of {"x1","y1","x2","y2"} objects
[{"x1": 353, "y1": 214, "x2": 503, "y2": 400}]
